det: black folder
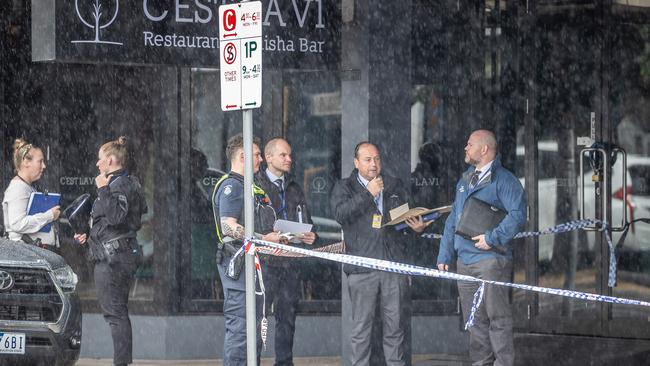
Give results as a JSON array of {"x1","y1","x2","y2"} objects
[
  {"x1": 63, "y1": 193, "x2": 92, "y2": 234},
  {"x1": 455, "y1": 197, "x2": 507, "y2": 253}
]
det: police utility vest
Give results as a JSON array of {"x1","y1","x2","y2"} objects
[{"x1": 211, "y1": 172, "x2": 274, "y2": 249}]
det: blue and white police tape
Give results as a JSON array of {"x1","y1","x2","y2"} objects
[
  {"x1": 465, "y1": 282, "x2": 485, "y2": 330},
  {"x1": 423, "y1": 218, "x2": 617, "y2": 287},
  {"x1": 514, "y1": 219, "x2": 617, "y2": 287},
  {"x1": 418, "y1": 219, "x2": 602, "y2": 240},
  {"x1": 260, "y1": 219, "x2": 617, "y2": 286},
  {"x1": 239, "y1": 236, "x2": 650, "y2": 330}
]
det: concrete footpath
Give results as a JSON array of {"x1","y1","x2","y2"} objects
[
  {"x1": 76, "y1": 354, "x2": 471, "y2": 366},
  {"x1": 76, "y1": 357, "x2": 340, "y2": 366}
]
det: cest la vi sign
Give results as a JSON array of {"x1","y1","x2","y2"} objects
[{"x1": 219, "y1": 1, "x2": 263, "y2": 111}]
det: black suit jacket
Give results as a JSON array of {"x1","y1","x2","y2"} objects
[
  {"x1": 331, "y1": 169, "x2": 413, "y2": 274},
  {"x1": 256, "y1": 170, "x2": 314, "y2": 267}
]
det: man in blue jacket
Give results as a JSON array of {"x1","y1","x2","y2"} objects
[{"x1": 437, "y1": 130, "x2": 526, "y2": 366}]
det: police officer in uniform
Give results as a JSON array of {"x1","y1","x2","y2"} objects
[
  {"x1": 212, "y1": 134, "x2": 283, "y2": 366},
  {"x1": 75, "y1": 136, "x2": 147, "y2": 366},
  {"x1": 255, "y1": 138, "x2": 315, "y2": 366}
]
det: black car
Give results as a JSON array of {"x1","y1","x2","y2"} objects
[{"x1": 0, "y1": 239, "x2": 81, "y2": 366}]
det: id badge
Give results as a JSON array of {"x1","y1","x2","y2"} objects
[{"x1": 372, "y1": 214, "x2": 382, "y2": 229}]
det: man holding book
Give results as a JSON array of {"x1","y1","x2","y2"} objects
[{"x1": 331, "y1": 142, "x2": 430, "y2": 366}]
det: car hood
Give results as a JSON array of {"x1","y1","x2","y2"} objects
[{"x1": 0, "y1": 238, "x2": 68, "y2": 270}]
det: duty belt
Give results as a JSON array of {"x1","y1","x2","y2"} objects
[{"x1": 220, "y1": 237, "x2": 242, "y2": 257}]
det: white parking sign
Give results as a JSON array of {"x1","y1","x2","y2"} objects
[{"x1": 219, "y1": 2, "x2": 262, "y2": 111}]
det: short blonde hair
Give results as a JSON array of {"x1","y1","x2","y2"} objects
[{"x1": 101, "y1": 136, "x2": 129, "y2": 166}]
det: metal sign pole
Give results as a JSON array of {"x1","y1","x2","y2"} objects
[
  {"x1": 243, "y1": 107, "x2": 257, "y2": 366},
  {"x1": 218, "y1": 1, "x2": 261, "y2": 363}
]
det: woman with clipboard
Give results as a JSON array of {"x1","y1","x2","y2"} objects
[{"x1": 1, "y1": 138, "x2": 60, "y2": 251}]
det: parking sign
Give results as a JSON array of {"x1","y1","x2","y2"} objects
[{"x1": 219, "y1": 1, "x2": 262, "y2": 111}]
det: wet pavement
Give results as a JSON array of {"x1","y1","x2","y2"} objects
[
  {"x1": 76, "y1": 358, "x2": 339, "y2": 366},
  {"x1": 76, "y1": 354, "x2": 471, "y2": 366}
]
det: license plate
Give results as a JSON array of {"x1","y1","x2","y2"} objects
[{"x1": 0, "y1": 332, "x2": 25, "y2": 354}]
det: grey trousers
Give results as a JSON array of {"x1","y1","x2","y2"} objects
[
  {"x1": 347, "y1": 271, "x2": 408, "y2": 366},
  {"x1": 457, "y1": 257, "x2": 514, "y2": 366}
]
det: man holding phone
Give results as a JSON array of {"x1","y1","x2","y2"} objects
[{"x1": 331, "y1": 142, "x2": 430, "y2": 366}]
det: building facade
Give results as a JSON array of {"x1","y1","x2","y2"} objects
[{"x1": 2, "y1": 0, "x2": 650, "y2": 363}]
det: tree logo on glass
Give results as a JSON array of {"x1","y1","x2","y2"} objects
[{"x1": 72, "y1": 0, "x2": 123, "y2": 46}]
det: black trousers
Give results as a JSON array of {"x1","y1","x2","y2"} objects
[
  {"x1": 265, "y1": 265, "x2": 301, "y2": 366},
  {"x1": 94, "y1": 250, "x2": 140, "y2": 365},
  {"x1": 217, "y1": 255, "x2": 263, "y2": 366}
]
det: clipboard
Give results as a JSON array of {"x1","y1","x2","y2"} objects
[{"x1": 27, "y1": 192, "x2": 61, "y2": 233}]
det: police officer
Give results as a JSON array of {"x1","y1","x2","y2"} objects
[
  {"x1": 212, "y1": 134, "x2": 283, "y2": 366},
  {"x1": 256, "y1": 138, "x2": 315, "y2": 366},
  {"x1": 75, "y1": 136, "x2": 147, "y2": 366}
]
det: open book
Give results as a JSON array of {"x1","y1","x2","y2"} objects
[{"x1": 383, "y1": 203, "x2": 452, "y2": 227}]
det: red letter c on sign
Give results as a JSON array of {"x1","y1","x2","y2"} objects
[{"x1": 223, "y1": 9, "x2": 236, "y2": 31}]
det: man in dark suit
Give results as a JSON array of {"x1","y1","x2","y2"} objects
[
  {"x1": 256, "y1": 137, "x2": 315, "y2": 366},
  {"x1": 331, "y1": 142, "x2": 431, "y2": 366}
]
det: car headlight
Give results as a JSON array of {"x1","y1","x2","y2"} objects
[{"x1": 52, "y1": 265, "x2": 78, "y2": 292}]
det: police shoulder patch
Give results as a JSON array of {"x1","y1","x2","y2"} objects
[{"x1": 224, "y1": 185, "x2": 232, "y2": 195}]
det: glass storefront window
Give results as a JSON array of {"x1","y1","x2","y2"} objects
[
  {"x1": 189, "y1": 68, "x2": 231, "y2": 300},
  {"x1": 409, "y1": 85, "x2": 457, "y2": 301},
  {"x1": 188, "y1": 69, "x2": 345, "y2": 302},
  {"x1": 55, "y1": 66, "x2": 158, "y2": 302},
  {"x1": 609, "y1": 22, "x2": 650, "y2": 322},
  {"x1": 533, "y1": 20, "x2": 601, "y2": 322}
]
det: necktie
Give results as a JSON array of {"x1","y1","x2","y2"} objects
[
  {"x1": 470, "y1": 170, "x2": 481, "y2": 188},
  {"x1": 275, "y1": 179, "x2": 288, "y2": 219}
]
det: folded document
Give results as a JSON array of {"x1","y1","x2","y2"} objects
[{"x1": 273, "y1": 219, "x2": 313, "y2": 244}]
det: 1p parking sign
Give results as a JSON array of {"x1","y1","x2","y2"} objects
[{"x1": 219, "y1": 1, "x2": 263, "y2": 111}]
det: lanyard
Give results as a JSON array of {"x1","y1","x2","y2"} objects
[{"x1": 357, "y1": 176, "x2": 382, "y2": 214}]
